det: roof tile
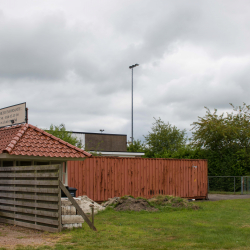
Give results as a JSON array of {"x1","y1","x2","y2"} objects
[{"x1": 0, "y1": 124, "x2": 91, "y2": 158}]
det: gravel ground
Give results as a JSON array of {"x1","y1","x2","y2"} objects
[
  {"x1": 208, "y1": 194, "x2": 250, "y2": 201},
  {"x1": 0, "y1": 224, "x2": 60, "y2": 249}
]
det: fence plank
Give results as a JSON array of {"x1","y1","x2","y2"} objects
[
  {"x1": 0, "y1": 180, "x2": 59, "y2": 185},
  {"x1": 0, "y1": 218, "x2": 59, "y2": 232},
  {"x1": 0, "y1": 186, "x2": 58, "y2": 194},
  {"x1": 0, "y1": 165, "x2": 60, "y2": 171},
  {"x1": 0, "y1": 212, "x2": 59, "y2": 226},
  {"x1": 0, "y1": 172, "x2": 59, "y2": 178},
  {"x1": 0, "y1": 193, "x2": 59, "y2": 202},
  {"x1": 0, "y1": 199, "x2": 58, "y2": 210},
  {"x1": 0, "y1": 212, "x2": 14, "y2": 218},
  {"x1": 0, "y1": 205, "x2": 58, "y2": 217}
]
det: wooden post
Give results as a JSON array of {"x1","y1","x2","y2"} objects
[
  {"x1": 58, "y1": 164, "x2": 62, "y2": 232},
  {"x1": 90, "y1": 203, "x2": 94, "y2": 226},
  {"x1": 59, "y1": 180, "x2": 97, "y2": 231},
  {"x1": 13, "y1": 161, "x2": 16, "y2": 225}
]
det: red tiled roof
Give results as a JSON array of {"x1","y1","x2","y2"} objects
[{"x1": 0, "y1": 124, "x2": 92, "y2": 158}]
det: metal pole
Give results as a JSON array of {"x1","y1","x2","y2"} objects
[
  {"x1": 26, "y1": 108, "x2": 28, "y2": 124},
  {"x1": 129, "y1": 63, "x2": 139, "y2": 144},
  {"x1": 131, "y1": 67, "x2": 133, "y2": 144},
  {"x1": 208, "y1": 177, "x2": 209, "y2": 193},
  {"x1": 234, "y1": 177, "x2": 235, "y2": 194}
]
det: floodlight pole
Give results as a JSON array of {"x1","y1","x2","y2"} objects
[{"x1": 129, "y1": 64, "x2": 139, "y2": 144}]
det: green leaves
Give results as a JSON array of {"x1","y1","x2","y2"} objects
[
  {"x1": 46, "y1": 123, "x2": 83, "y2": 149},
  {"x1": 127, "y1": 139, "x2": 144, "y2": 152},
  {"x1": 144, "y1": 117, "x2": 187, "y2": 157},
  {"x1": 191, "y1": 103, "x2": 250, "y2": 151},
  {"x1": 191, "y1": 103, "x2": 250, "y2": 176}
]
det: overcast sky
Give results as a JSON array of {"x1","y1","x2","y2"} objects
[{"x1": 1, "y1": 0, "x2": 250, "y2": 142}]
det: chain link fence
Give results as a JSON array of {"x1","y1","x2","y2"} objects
[
  {"x1": 242, "y1": 176, "x2": 250, "y2": 194},
  {"x1": 208, "y1": 176, "x2": 250, "y2": 194}
]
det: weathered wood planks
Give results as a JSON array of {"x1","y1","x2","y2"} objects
[{"x1": 0, "y1": 164, "x2": 61, "y2": 233}]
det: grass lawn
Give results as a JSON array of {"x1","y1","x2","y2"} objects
[{"x1": 14, "y1": 198, "x2": 250, "y2": 250}]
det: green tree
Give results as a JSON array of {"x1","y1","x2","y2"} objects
[
  {"x1": 144, "y1": 118, "x2": 187, "y2": 157},
  {"x1": 46, "y1": 124, "x2": 83, "y2": 149},
  {"x1": 155, "y1": 145, "x2": 204, "y2": 159},
  {"x1": 192, "y1": 103, "x2": 250, "y2": 150},
  {"x1": 127, "y1": 139, "x2": 145, "y2": 152},
  {"x1": 191, "y1": 103, "x2": 250, "y2": 176}
]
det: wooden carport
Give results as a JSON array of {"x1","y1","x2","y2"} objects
[{"x1": 0, "y1": 123, "x2": 94, "y2": 232}]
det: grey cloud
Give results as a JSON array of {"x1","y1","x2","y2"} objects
[
  {"x1": 1, "y1": 0, "x2": 250, "y2": 143},
  {"x1": 0, "y1": 12, "x2": 83, "y2": 80},
  {"x1": 112, "y1": 0, "x2": 250, "y2": 64}
]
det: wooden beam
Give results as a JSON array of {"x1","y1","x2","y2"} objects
[
  {"x1": 0, "y1": 206, "x2": 58, "y2": 218},
  {"x1": 0, "y1": 193, "x2": 59, "y2": 201},
  {"x1": 0, "y1": 165, "x2": 60, "y2": 171},
  {"x1": 0, "y1": 186, "x2": 58, "y2": 194},
  {"x1": 58, "y1": 165, "x2": 62, "y2": 232},
  {"x1": 59, "y1": 180, "x2": 97, "y2": 231},
  {"x1": 0, "y1": 172, "x2": 59, "y2": 178},
  {"x1": 0, "y1": 180, "x2": 59, "y2": 185},
  {"x1": 0, "y1": 199, "x2": 58, "y2": 210},
  {"x1": 0, "y1": 153, "x2": 86, "y2": 162},
  {"x1": 0, "y1": 212, "x2": 59, "y2": 226},
  {"x1": 0, "y1": 205, "x2": 58, "y2": 217},
  {"x1": 0, "y1": 218, "x2": 59, "y2": 232}
]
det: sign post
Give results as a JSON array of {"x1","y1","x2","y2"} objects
[{"x1": 0, "y1": 103, "x2": 27, "y2": 128}]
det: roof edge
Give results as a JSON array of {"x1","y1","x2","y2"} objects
[
  {"x1": 4, "y1": 124, "x2": 29, "y2": 153},
  {"x1": 28, "y1": 124, "x2": 92, "y2": 157}
]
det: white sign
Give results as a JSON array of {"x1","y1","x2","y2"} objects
[{"x1": 0, "y1": 103, "x2": 26, "y2": 128}]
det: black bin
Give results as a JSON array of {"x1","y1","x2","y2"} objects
[{"x1": 61, "y1": 186, "x2": 77, "y2": 198}]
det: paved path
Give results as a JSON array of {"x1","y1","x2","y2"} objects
[{"x1": 208, "y1": 194, "x2": 250, "y2": 201}]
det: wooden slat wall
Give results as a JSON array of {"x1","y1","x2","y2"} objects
[
  {"x1": 0, "y1": 165, "x2": 61, "y2": 232},
  {"x1": 68, "y1": 158, "x2": 208, "y2": 202}
]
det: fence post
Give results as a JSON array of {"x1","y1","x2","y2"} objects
[
  {"x1": 241, "y1": 177, "x2": 243, "y2": 195},
  {"x1": 234, "y1": 177, "x2": 235, "y2": 195},
  {"x1": 59, "y1": 180, "x2": 97, "y2": 231},
  {"x1": 208, "y1": 177, "x2": 209, "y2": 193}
]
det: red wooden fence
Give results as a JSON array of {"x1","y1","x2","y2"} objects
[{"x1": 68, "y1": 157, "x2": 207, "y2": 201}]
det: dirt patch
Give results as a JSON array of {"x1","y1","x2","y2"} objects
[
  {"x1": 102, "y1": 197, "x2": 120, "y2": 207},
  {"x1": 104, "y1": 195, "x2": 199, "y2": 211},
  {"x1": 0, "y1": 223, "x2": 60, "y2": 249},
  {"x1": 114, "y1": 197, "x2": 158, "y2": 212},
  {"x1": 149, "y1": 195, "x2": 200, "y2": 210}
]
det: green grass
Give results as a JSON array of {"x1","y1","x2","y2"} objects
[{"x1": 16, "y1": 199, "x2": 250, "y2": 250}]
